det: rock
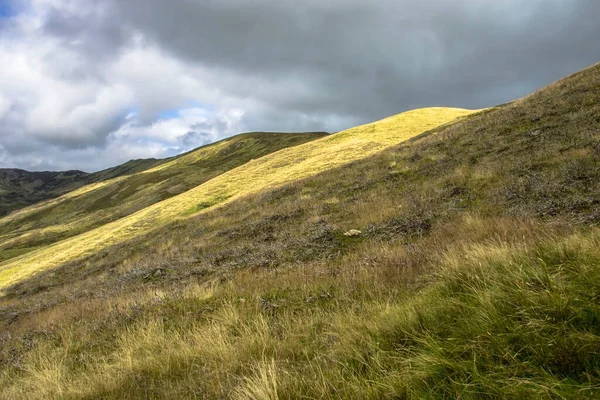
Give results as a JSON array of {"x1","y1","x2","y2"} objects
[
  {"x1": 528, "y1": 129, "x2": 542, "y2": 136},
  {"x1": 142, "y1": 267, "x2": 166, "y2": 282},
  {"x1": 343, "y1": 229, "x2": 362, "y2": 237}
]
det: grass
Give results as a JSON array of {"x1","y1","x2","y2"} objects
[
  {"x1": 0, "y1": 108, "x2": 473, "y2": 291},
  {"x1": 0, "y1": 63, "x2": 599, "y2": 399},
  {"x1": 0, "y1": 247, "x2": 38, "y2": 262},
  {"x1": 0, "y1": 132, "x2": 325, "y2": 261},
  {"x1": 2, "y1": 218, "x2": 599, "y2": 399},
  {"x1": 0, "y1": 157, "x2": 176, "y2": 218}
]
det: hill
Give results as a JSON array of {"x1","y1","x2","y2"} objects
[
  {"x1": 0, "y1": 108, "x2": 472, "y2": 288},
  {"x1": 0, "y1": 132, "x2": 327, "y2": 263},
  {"x1": 0, "y1": 63, "x2": 599, "y2": 399},
  {"x1": 0, "y1": 168, "x2": 89, "y2": 217}
]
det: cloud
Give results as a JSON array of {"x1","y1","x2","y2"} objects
[
  {"x1": 0, "y1": 94, "x2": 10, "y2": 120},
  {"x1": 0, "y1": 0, "x2": 599, "y2": 171},
  {"x1": 178, "y1": 132, "x2": 213, "y2": 149}
]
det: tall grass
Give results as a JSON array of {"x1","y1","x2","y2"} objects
[{"x1": 2, "y1": 216, "x2": 599, "y2": 399}]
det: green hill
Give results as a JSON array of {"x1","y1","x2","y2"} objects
[
  {"x1": 0, "y1": 63, "x2": 599, "y2": 399},
  {"x1": 0, "y1": 132, "x2": 327, "y2": 263}
]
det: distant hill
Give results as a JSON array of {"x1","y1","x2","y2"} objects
[
  {"x1": 0, "y1": 133, "x2": 328, "y2": 219},
  {"x1": 0, "y1": 108, "x2": 472, "y2": 282},
  {"x1": 0, "y1": 168, "x2": 89, "y2": 217},
  {"x1": 0, "y1": 158, "x2": 171, "y2": 218}
]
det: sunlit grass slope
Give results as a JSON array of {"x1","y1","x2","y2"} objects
[
  {"x1": 0, "y1": 107, "x2": 474, "y2": 291},
  {"x1": 0, "y1": 132, "x2": 326, "y2": 260},
  {"x1": 1, "y1": 63, "x2": 599, "y2": 399}
]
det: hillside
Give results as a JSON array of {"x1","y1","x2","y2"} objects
[
  {"x1": 0, "y1": 63, "x2": 599, "y2": 399},
  {"x1": 0, "y1": 132, "x2": 327, "y2": 263},
  {"x1": 0, "y1": 169, "x2": 89, "y2": 217},
  {"x1": 0, "y1": 108, "x2": 472, "y2": 289}
]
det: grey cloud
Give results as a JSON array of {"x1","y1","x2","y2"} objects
[
  {"x1": 75, "y1": 0, "x2": 600, "y2": 120},
  {"x1": 3, "y1": 0, "x2": 600, "y2": 171},
  {"x1": 178, "y1": 131, "x2": 212, "y2": 149},
  {"x1": 189, "y1": 119, "x2": 229, "y2": 136},
  {"x1": 41, "y1": 3, "x2": 132, "y2": 69}
]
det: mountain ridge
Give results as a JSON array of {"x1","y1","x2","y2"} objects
[
  {"x1": 0, "y1": 131, "x2": 330, "y2": 218},
  {"x1": 0, "y1": 168, "x2": 89, "y2": 217}
]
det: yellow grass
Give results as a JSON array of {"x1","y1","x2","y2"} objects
[{"x1": 0, "y1": 107, "x2": 475, "y2": 292}]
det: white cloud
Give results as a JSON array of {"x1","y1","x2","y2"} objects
[
  {"x1": 115, "y1": 107, "x2": 245, "y2": 149},
  {"x1": 0, "y1": 8, "x2": 133, "y2": 145},
  {"x1": 0, "y1": 1, "x2": 253, "y2": 170}
]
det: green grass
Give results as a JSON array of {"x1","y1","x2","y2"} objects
[
  {"x1": 0, "y1": 158, "x2": 175, "y2": 218},
  {"x1": 0, "y1": 63, "x2": 599, "y2": 399},
  {"x1": 0, "y1": 247, "x2": 38, "y2": 262},
  {"x1": 0, "y1": 169, "x2": 90, "y2": 218}
]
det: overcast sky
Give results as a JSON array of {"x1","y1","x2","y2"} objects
[{"x1": 0, "y1": 0, "x2": 599, "y2": 172}]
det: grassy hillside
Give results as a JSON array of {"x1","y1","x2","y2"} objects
[
  {"x1": 0, "y1": 169, "x2": 89, "y2": 217},
  {"x1": 0, "y1": 63, "x2": 599, "y2": 399},
  {"x1": 0, "y1": 132, "x2": 327, "y2": 263},
  {"x1": 0, "y1": 108, "x2": 473, "y2": 291}
]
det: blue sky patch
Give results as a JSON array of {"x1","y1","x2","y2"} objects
[
  {"x1": 157, "y1": 108, "x2": 181, "y2": 120},
  {"x1": 156, "y1": 101, "x2": 215, "y2": 120},
  {"x1": 0, "y1": 0, "x2": 16, "y2": 18}
]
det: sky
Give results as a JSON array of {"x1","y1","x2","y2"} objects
[{"x1": 0, "y1": 0, "x2": 599, "y2": 172}]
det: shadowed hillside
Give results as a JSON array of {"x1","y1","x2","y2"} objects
[
  {"x1": 0, "y1": 132, "x2": 327, "y2": 263},
  {"x1": 0, "y1": 169, "x2": 89, "y2": 217},
  {"x1": 0, "y1": 63, "x2": 599, "y2": 399}
]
